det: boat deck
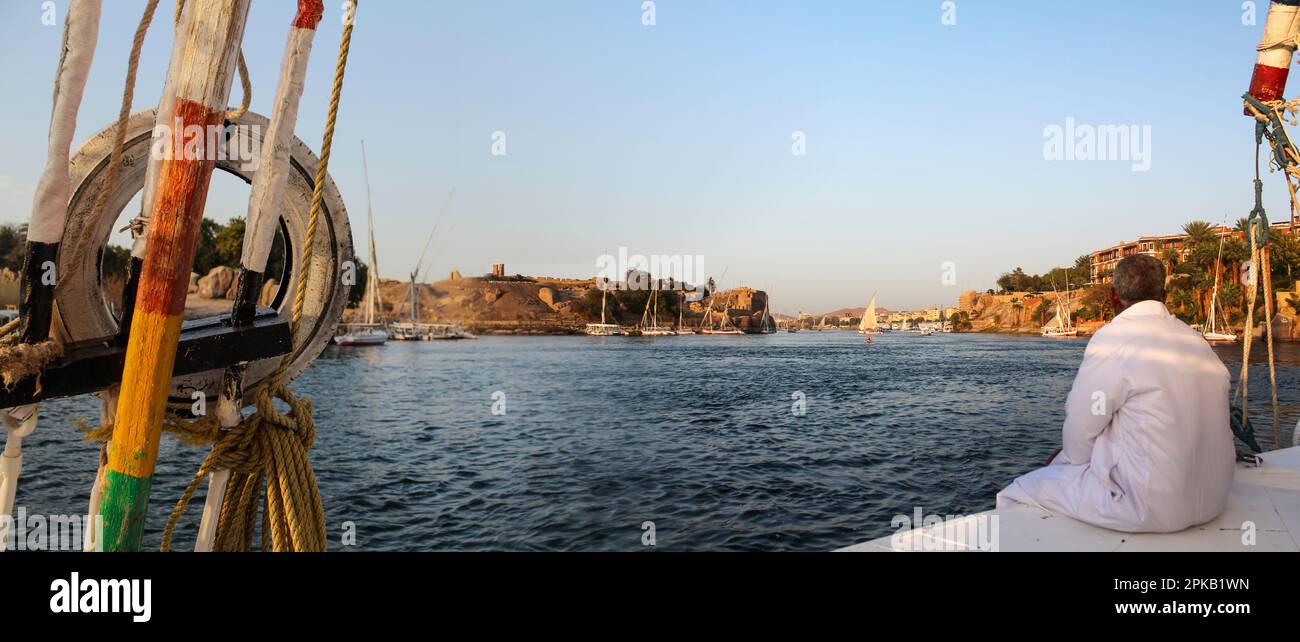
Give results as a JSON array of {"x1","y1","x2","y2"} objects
[{"x1": 838, "y1": 446, "x2": 1300, "y2": 552}]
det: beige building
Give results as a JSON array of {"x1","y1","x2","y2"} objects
[{"x1": 1089, "y1": 223, "x2": 1294, "y2": 284}]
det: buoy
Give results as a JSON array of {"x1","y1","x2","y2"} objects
[{"x1": 1246, "y1": 0, "x2": 1300, "y2": 114}]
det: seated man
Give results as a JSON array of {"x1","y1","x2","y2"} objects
[{"x1": 996, "y1": 254, "x2": 1235, "y2": 533}]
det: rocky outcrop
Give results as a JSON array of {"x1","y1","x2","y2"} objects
[
  {"x1": 537, "y1": 286, "x2": 558, "y2": 310},
  {"x1": 260, "y1": 278, "x2": 279, "y2": 307},
  {"x1": 197, "y1": 266, "x2": 238, "y2": 299},
  {"x1": 957, "y1": 289, "x2": 1085, "y2": 334},
  {"x1": 342, "y1": 273, "x2": 771, "y2": 332}
]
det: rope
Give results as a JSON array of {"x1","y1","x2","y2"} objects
[
  {"x1": 1, "y1": 311, "x2": 62, "y2": 394},
  {"x1": 89, "y1": 0, "x2": 161, "y2": 227},
  {"x1": 1241, "y1": 94, "x2": 1294, "y2": 450}
]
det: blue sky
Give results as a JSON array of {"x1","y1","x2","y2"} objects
[{"x1": 0, "y1": 1, "x2": 1284, "y2": 313}]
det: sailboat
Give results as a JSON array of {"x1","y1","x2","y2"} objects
[
  {"x1": 701, "y1": 293, "x2": 744, "y2": 335},
  {"x1": 1203, "y1": 234, "x2": 1238, "y2": 343},
  {"x1": 858, "y1": 293, "x2": 881, "y2": 335},
  {"x1": 585, "y1": 278, "x2": 623, "y2": 336},
  {"x1": 639, "y1": 280, "x2": 677, "y2": 336},
  {"x1": 757, "y1": 295, "x2": 776, "y2": 334},
  {"x1": 335, "y1": 141, "x2": 388, "y2": 346},
  {"x1": 389, "y1": 189, "x2": 461, "y2": 341},
  {"x1": 1041, "y1": 282, "x2": 1078, "y2": 338}
]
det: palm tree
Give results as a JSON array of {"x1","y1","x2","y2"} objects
[
  {"x1": 1182, "y1": 220, "x2": 1217, "y2": 248},
  {"x1": 1161, "y1": 248, "x2": 1179, "y2": 283}
]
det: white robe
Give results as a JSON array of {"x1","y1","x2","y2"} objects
[{"x1": 996, "y1": 300, "x2": 1235, "y2": 533}]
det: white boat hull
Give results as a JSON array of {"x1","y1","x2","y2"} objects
[
  {"x1": 1203, "y1": 332, "x2": 1237, "y2": 343},
  {"x1": 1041, "y1": 329, "x2": 1078, "y2": 338},
  {"x1": 585, "y1": 323, "x2": 624, "y2": 336},
  {"x1": 335, "y1": 331, "x2": 388, "y2": 346}
]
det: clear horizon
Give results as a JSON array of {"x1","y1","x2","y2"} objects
[{"x1": 0, "y1": 1, "x2": 1283, "y2": 314}]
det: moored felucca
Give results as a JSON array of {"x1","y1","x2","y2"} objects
[
  {"x1": 390, "y1": 188, "x2": 460, "y2": 341},
  {"x1": 639, "y1": 279, "x2": 677, "y2": 336},
  {"x1": 335, "y1": 141, "x2": 388, "y2": 346},
  {"x1": 1041, "y1": 281, "x2": 1078, "y2": 338},
  {"x1": 585, "y1": 277, "x2": 623, "y2": 336},
  {"x1": 1202, "y1": 232, "x2": 1238, "y2": 343}
]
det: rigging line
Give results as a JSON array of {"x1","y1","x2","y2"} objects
[{"x1": 414, "y1": 188, "x2": 456, "y2": 282}]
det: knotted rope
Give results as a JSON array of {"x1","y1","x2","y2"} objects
[
  {"x1": 1233, "y1": 140, "x2": 1285, "y2": 451},
  {"x1": 0, "y1": 332, "x2": 63, "y2": 392}
]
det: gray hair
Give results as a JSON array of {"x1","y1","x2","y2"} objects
[{"x1": 1113, "y1": 254, "x2": 1165, "y2": 304}]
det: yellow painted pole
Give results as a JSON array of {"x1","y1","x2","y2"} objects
[{"x1": 98, "y1": 0, "x2": 251, "y2": 552}]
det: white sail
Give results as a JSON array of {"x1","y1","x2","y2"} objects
[{"x1": 859, "y1": 295, "x2": 878, "y2": 332}]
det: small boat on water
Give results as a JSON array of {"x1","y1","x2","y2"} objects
[
  {"x1": 702, "y1": 304, "x2": 743, "y2": 335},
  {"x1": 697, "y1": 280, "x2": 743, "y2": 335},
  {"x1": 336, "y1": 143, "x2": 388, "y2": 347},
  {"x1": 586, "y1": 279, "x2": 624, "y2": 336},
  {"x1": 429, "y1": 323, "x2": 475, "y2": 340},
  {"x1": 585, "y1": 323, "x2": 623, "y2": 336},
  {"x1": 756, "y1": 296, "x2": 777, "y2": 334},
  {"x1": 1202, "y1": 233, "x2": 1238, "y2": 343},
  {"x1": 335, "y1": 326, "x2": 388, "y2": 346},
  {"x1": 858, "y1": 293, "x2": 880, "y2": 336},
  {"x1": 639, "y1": 279, "x2": 678, "y2": 336},
  {"x1": 1041, "y1": 281, "x2": 1078, "y2": 338}
]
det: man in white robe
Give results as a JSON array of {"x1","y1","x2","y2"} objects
[{"x1": 996, "y1": 254, "x2": 1235, "y2": 533}]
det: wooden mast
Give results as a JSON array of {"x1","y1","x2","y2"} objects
[
  {"x1": 98, "y1": 0, "x2": 252, "y2": 552},
  {"x1": 233, "y1": 0, "x2": 326, "y2": 324}
]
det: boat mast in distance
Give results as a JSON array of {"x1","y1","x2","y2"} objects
[{"x1": 336, "y1": 141, "x2": 389, "y2": 346}]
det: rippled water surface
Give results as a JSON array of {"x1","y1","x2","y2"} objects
[{"x1": 20, "y1": 332, "x2": 1300, "y2": 551}]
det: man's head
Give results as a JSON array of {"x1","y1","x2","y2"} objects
[{"x1": 1111, "y1": 254, "x2": 1166, "y2": 312}]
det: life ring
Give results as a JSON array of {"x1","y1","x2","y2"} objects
[{"x1": 54, "y1": 109, "x2": 354, "y2": 408}]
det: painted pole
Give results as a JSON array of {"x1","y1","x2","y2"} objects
[
  {"x1": 19, "y1": 0, "x2": 101, "y2": 345},
  {"x1": 233, "y1": 0, "x2": 326, "y2": 324},
  {"x1": 98, "y1": 0, "x2": 252, "y2": 552},
  {"x1": 1246, "y1": 0, "x2": 1300, "y2": 114},
  {"x1": 2, "y1": 0, "x2": 101, "y2": 552}
]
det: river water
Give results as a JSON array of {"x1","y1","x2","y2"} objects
[{"x1": 18, "y1": 332, "x2": 1300, "y2": 551}]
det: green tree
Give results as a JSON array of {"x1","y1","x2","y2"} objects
[
  {"x1": 349, "y1": 259, "x2": 368, "y2": 306},
  {"x1": 191, "y1": 218, "x2": 223, "y2": 276},
  {"x1": 212, "y1": 217, "x2": 246, "y2": 269},
  {"x1": 0, "y1": 223, "x2": 28, "y2": 272},
  {"x1": 1182, "y1": 220, "x2": 1216, "y2": 248}
]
